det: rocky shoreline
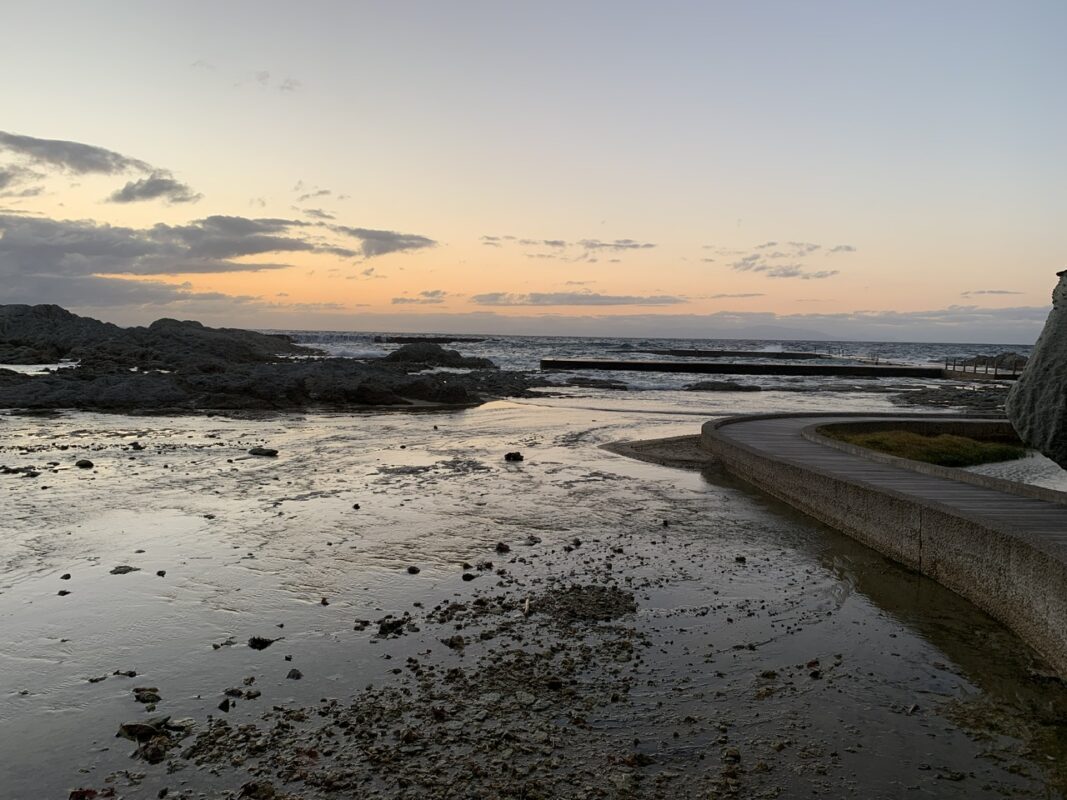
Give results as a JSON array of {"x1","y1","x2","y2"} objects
[{"x1": 0, "y1": 306, "x2": 549, "y2": 411}]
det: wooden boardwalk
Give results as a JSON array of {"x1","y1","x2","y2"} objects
[{"x1": 715, "y1": 415, "x2": 1067, "y2": 535}]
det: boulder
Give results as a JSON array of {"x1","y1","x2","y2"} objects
[
  {"x1": 380, "y1": 342, "x2": 495, "y2": 369},
  {"x1": 1006, "y1": 271, "x2": 1067, "y2": 468}
]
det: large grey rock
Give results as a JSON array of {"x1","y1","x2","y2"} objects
[{"x1": 1006, "y1": 270, "x2": 1067, "y2": 468}]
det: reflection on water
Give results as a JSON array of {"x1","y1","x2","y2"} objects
[{"x1": 0, "y1": 389, "x2": 1064, "y2": 798}]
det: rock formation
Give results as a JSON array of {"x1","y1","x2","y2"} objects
[
  {"x1": 1006, "y1": 270, "x2": 1067, "y2": 468},
  {"x1": 0, "y1": 305, "x2": 548, "y2": 411}
]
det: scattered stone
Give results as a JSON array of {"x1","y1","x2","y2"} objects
[
  {"x1": 286, "y1": 668, "x2": 303, "y2": 680},
  {"x1": 60, "y1": 573, "x2": 71, "y2": 580},
  {"x1": 495, "y1": 542, "x2": 511, "y2": 554},
  {"x1": 133, "y1": 687, "x2": 161, "y2": 704},
  {"x1": 58, "y1": 589, "x2": 70, "y2": 596},
  {"x1": 116, "y1": 716, "x2": 170, "y2": 742},
  {"x1": 109, "y1": 565, "x2": 139, "y2": 575},
  {"x1": 75, "y1": 459, "x2": 93, "y2": 469},
  {"x1": 504, "y1": 451, "x2": 524, "y2": 462},
  {"x1": 248, "y1": 447, "x2": 278, "y2": 457},
  {"x1": 406, "y1": 565, "x2": 421, "y2": 574},
  {"x1": 247, "y1": 636, "x2": 277, "y2": 650},
  {"x1": 156, "y1": 570, "x2": 166, "y2": 577}
]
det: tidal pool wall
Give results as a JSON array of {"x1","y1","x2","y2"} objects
[{"x1": 701, "y1": 413, "x2": 1067, "y2": 675}]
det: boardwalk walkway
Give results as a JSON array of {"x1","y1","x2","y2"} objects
[
  {"x1": 701, "y1": 413, "x2": 1067, "y2": 673},
  {"x1": 716, "y1": 415, "x2": 1067, "y2": 533}
]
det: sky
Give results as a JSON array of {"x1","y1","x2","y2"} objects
[{"x1": 1, "y1": 0, "x2": 1064, "y2": 342}]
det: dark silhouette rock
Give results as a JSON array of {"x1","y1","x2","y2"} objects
[
  {"x1": 380, "y1": 342, "x2": 495, "y2": 369},
  {"x1": 1007, "y1": 271, "x2": 1067, "y2": 468}
]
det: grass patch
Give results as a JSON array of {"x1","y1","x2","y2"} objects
[{"x1": 822, "y1": 428, "x2": 1026, "y2": 468}]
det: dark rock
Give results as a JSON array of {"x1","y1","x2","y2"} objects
[
  {"x1": 116, "y1": 716, "x2": 170, "y2": 742},
  {"x1": 1007, "y1": 271, "x2": 1067, "y2": 467},
  {"x1": 247, "y1": 636, "x2": 277, "y2": 650},
  {"x1": 134, "y1": 687, "x2": 161, "y2": 704},
  {"x1": 504, "y1": 451, "x2": 524, "y2": 462},
  {"x1": 248, "y1": 447, "x2": 278, "y2": 457},
  {"x1": 217, "y1": 698, "x2": 230, "y2": 712},
  {"x1": 685, "y1": 381, "x2": 762, "y2": 392},
  {"x1": 286, "y1": 668, "x2": 303, "y2": 680},
  {"x1": 381, "y1": 342, "x2": 495, "y2": 369},
  {"x1": 75, "y1": 459, "x2": 93, "y2": 469},
  {"x1": 406, "y1": 565, "x2": 421, "y2": 574},
  {"x1": 495, "y1": 542, "x2": 511, "y2": 554},
  {"x1": 156, "y1": 570, "x2": 166, "y2": 577},
  {"x1": 110, "y1": 565, "x2": 139, "y2": 575},
  {"x1": 58, "y1": 589, "x2": 70, "y2": 596},
  {"x1": 60, "y1": 573, "x2": 71, "y2": 580}
]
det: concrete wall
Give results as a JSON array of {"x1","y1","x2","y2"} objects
[
  {"x1": 805, "y1": 420, "x2": 1067, "y2": 506},
  {"x1": 701, "y1": 415, "x2": 1067, "y2": 675}
]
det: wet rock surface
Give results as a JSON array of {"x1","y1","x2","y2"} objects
[
  {"x1": 891, "y1": 383, "x2": 1010, "y2": 413},
  {"x1": 0, "y1": 306, "x2": 549, "y2": 411},
  {"x1": 1008, "y1": 271, "x2": 1067, "y2": 468},
  {"x1": 2, "y1": 404, "x2": 1066, "y2": 798}
]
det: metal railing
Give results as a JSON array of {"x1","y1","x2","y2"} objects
[{"x1": 944, "y1": 358, "x2": 1022, "y2": 378}]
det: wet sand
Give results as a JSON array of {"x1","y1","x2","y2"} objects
[{"x1": 2, "y1": 393, "x2": 1066, "y2": 798}]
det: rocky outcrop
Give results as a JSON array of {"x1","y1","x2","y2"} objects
[
  {"x1": 1006, "y1": 271, "x2": 1067, "y2": 468},
  {"x1": 0, "y1": 304, "x2": 314, "y2": 368},
  {"x1": 0, "y1": 306, "x2": 557, "y2": 411},
  {"x1": 380, "y1": 342, "x2": 495, "y2": 369}
]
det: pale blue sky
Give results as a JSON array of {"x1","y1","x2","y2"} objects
[{"x1": 1, "y1": 1, "x2": 1064, "y2": 340}]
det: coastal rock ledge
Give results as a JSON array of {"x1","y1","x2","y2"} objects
[
  {"x1": 1006, "y1": 271, "x2": 1067, "y2": 469},
  {"x1": 0, "y1": 305, "x2": 541, "y2": 411}
]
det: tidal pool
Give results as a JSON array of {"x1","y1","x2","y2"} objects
[{"x1": 1, "y1": 393, "x2": 1064, "y2": 798}]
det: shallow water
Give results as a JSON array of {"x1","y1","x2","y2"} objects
[{"x1": 1, "y1": 389, "x2": 1064, "y2": 798}]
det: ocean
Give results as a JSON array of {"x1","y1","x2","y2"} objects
[{"x1": 282, "y1": 330, "x2": 1034, "y2": 392}]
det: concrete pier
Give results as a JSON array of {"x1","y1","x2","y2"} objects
[
  {"x1": 541, "y1": 358, "x2": 944, "y2": 378},
  {"x1": 701, "y1": 413, "x2": 1067, "y2": 675}
]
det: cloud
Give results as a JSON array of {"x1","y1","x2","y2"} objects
[
  {"x1": 108, "y1": 172, "x2": 201, "y2": 204},
  {"x1": 279, "y1": 78, "x2": 301, "y2": 92},
  {"x1": 0, "y1": 130, "x2": 201, "y2": 205},
  {"x1": 731, "y1": 255, "x2": 837, "y2": 280},
  {"x1": 711, "y1": 292, "x2": 765, "y2": 298},
  {"x1": 470, "y1": 291, "x2": 685, "y2": 306},
  {"x1": 0, "y1": 130, "x2": 152, "y2": 175},
  {"x1": 480, "y1": 235, "x2": 650, "y2": 257},
  {"x1": 829, "y1": 244, "x2": 856, "y2": 253},
  {"x1": 961, "y1": 289, "x2": 1023, "y2": 297},
  {"x1": 302, "y1": 208, "x2": 335, "y2": 220},
  {"x1": 392, "y1": 289, "x2": 448, "y2": 305},
  {"x1": 0, "y1": 165, "x2": 41, "y2": 191},
  {"x1": 297, "y1": 188, "x2": 331, "y2": 202},
  {"x1": 0, "y1": 213, "x2": 359, "y2": 288},
  {"x1": 333, "y1": 225, "x2": 437, "y2": 258},
  {"x1": 577, "y1": 238, "x2": 655, "y2": 251}
]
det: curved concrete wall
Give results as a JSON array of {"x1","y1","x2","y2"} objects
[
  {"x1": 701, "y1": 414, "x2": 1067, "y2": 675},
  {"x1": 806, "y1": 420, "x2": 1067, "y2": 506}
]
